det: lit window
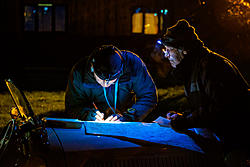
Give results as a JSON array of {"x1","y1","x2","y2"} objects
[
  {"x1": 144, "y1": 13, "x2": 158, "y2": 34},
  {"x1": 132, "y1": 13, "x2": 143, "y2": 33},
  {"x1": 24, "y1": 4, "x2": 66, "y2": 32},
  {"x1": 159, "y1": 9, "x2": 168, "y2": 32},
  {"x1": 24, "y1": 6, "x2": 36, "y2": 31},
  {"x1": 38, "y1": 5, "x2": 52, "y2": 32},
  {"x1": 131, "y1": 8, "x2": 168, "y2": 35},
  {"x1": 160, "y1": 15, "x2": 164, "y2": 31},
  {"x1": 55, "y1": 6, "x2": 66, "y2": 31}
]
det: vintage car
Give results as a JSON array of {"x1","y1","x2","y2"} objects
[{"x1": 0, "y1": 79, "x2": 224, "y2": 167}]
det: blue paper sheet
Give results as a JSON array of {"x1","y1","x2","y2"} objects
[{"x1": 84, "y1": 120, "x2": 204, "y2": 153}]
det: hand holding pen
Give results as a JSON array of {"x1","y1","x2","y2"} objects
[
  {"x1": 166, "y1": 111, "x2": 183, "y2": 120},
  {"x1": 93, "y1": 102, "x2": 105, "y2": 121},
  {"x1": 93, "y1": 102, "x2": 121, "y2": 122}
]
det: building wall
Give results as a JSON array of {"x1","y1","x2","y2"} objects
[
  {"x1": 3, "y1": 0, "x2": 201, "y2": 37},
  {"x1": 1, "y1": 0, "x2": 249, "y2": 88},
  {"x1": 67, "y1": 0, "x2": 172, "y2": 36},
  {"x1": 1, "y1": 0, "x2": 204, "y2": 37}
]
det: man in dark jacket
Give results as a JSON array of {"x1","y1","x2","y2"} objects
[
  {"x1": 157, "y1": 19, "x2": 250, "y2": 165},
  {"x1": 65, "y1": 45, "x2": 157, "y2": 122}
]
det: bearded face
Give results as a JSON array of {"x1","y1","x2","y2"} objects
[{"x1": 162, "y1": 45, "x2": 185, "y2": 68}]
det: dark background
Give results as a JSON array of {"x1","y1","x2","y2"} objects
[{"x1": 0, "y1": 0, "x2": 249, "y2": 91}]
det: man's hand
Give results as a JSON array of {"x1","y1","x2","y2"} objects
[
  {"x1": 166, "y1": 111, "x2": 182, "y2": 120},
  {"x1": 166, "y1": 111, "x2": 188, "y2": 133},
  {"x1": 105, "y1": 114, "x2": 122, "y2": 122},
  {"x1": 95, "y1": 110, "x2": 105, "y2": 121},
  {"x1": 94, "y1": 111, "x2": 122, "y2": 122}
]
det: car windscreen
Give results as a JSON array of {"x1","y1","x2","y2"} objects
[{"x1": 5, "y1": 79, "x2": 35, "y2": 121}]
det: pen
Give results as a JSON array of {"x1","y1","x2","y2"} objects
[
  {"x1": 93, "y1": 102, "x2": 105, "y2": 121},
  {"x1": 93, "y1": 102, "x2": 98, "y2": 110}
]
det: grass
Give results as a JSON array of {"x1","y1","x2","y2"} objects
[
  {"x1": 0, "y1": 86, "x2": 187, "y2": 130},
  {"x1": 157, "y1": 86, "x2": 188, "y2": 114},
  {"x1": 0, "y1": 91, "x2": 65, "y2": 129}
]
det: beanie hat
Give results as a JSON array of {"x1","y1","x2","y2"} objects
[
  {"x1": 161, "y1": 19, "x2": 203, "y2": 50},
  {"x1": 90, "y1": 45, "x2": 123, "y2": 80}
]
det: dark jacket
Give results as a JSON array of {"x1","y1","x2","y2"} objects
[
  {"x1": 170, "y1": 46, "x2": 249, "y2": 148},
  {"x1": 65, "y1": 50, "x2": 157, "y2": 122}
]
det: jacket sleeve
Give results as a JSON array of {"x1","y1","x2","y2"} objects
[
  {"x1": 65, "y1": 68, "x2": 95, "y2": 120},
  {"x1": 130, "y1": 55, "x2": 158, "y2": 121},
  {"x1": 171, "y1": 58, "x2": 248, "y2": 130}
]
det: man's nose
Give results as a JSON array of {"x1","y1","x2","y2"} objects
[
  {"x1": 164, "y1": 51, "x2": 170, "y2": 58},
  {"x1": 103, "y1": 80, "x2": 110, "y2": 87}
]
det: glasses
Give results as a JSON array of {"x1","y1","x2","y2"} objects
[
  {"x1": 93, "y1": 72, "x2": 118, "y2": 88},
  {"x1": 93, "y1": 64, "x2": 123, "y2": 81},
  {"x1": 162, "y1": 45, "x2": 184, "y2": 59},
  {"x1": 162, "y1": 46, "x2": 175, "y2": 58}
]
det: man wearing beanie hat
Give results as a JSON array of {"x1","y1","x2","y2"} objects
[
  {"x1": 158, "y1": 19, "x2": 250, "y2": 165},
  {"x1": 65, "y1": 45, "x2": 157, "y2": 122}
]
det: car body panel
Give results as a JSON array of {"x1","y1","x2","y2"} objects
[
  {"x1": 45, "y1": 128, "x2": 67, "y2": 167},
  {"x1": 44, "y1": 118, "x2": 218, "y2": 167},
  {"x1": 0, "y1": 80, "x2": 224, "y2": 167}
]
